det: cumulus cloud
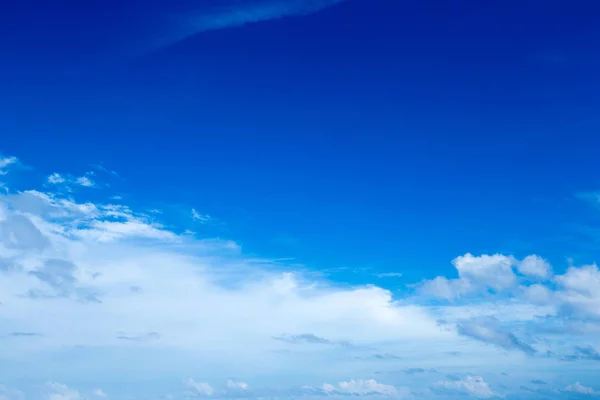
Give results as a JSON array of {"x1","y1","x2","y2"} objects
[
  {"x1": 3, "y1": 156, "x2": 600, "y2": 399},
  {"x1": 320, "y1": 379, "x2": 402, "y2": 396},
  {"x1": 47, "y1": 173, "x2": 66, "y2": 184},
  {"x1": 565, "y1": 382, "x2": 599, "y2": 396},
  {"x1": 517, "y1": 255, "x2": 551, "y2": 279},
  {"x1": 0, "y1": 181, "x2": 447, "y2": 382},
  {"x1": 45, "y1": 382, "x2": 83, "y2": 400},
  {"x1": 432, "y1": 376, "x2": 498, "y2": 399},
  {"x1": 421, "y1": 254, "x2": 518, "y2": 300},
  {"x1": 184, "y1": 379, "x2": 214, "y2": 396}
]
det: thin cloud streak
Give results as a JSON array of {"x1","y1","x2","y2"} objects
[{"x1": 144, "y1": 0, "x2": 347, "y2": 54}]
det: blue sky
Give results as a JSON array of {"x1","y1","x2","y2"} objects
[{"x1": 1, "y1": 0, "x2": 600, "y2": 399}]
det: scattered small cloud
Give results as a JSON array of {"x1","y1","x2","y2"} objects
[
  {"x1": 9, "y1": 332, "x2": 42, "y2": 337},
  {"x1": 46, "y1": 173, "x2": 96, "y2": 188},
  {"x1": 0, "y1": 155, "x2": 18, "y2": 175},
  {"x1": 404, "y1": 368, "x2": 437, "y2": 375},
  {"x1": 45, "y1": 381, "x2": 84, "y2": 400},
  {"x1": 273, "y1": 333, "x2": 356, "y2": 348},
  {"x1": 184, "y1": 379, "x2": 214, "y2": 397},
  {"x1": 116, "y1": 331, "x2": 161, "y2": 342},
  {"x1": 47, "y1": 173, "x2": 66, "y2": 184},
  {"x1": 226, "y1": 380, "x2": 248, "y2": 391},
  {"x1": 564, "y1": 382, "x2": 599, "y2": 396},
  {"x1": 75, "y1": 176, "x2": 95, "y2": 187},
  {"x1": 375, "y1": 272, "x2": 403, "y2": 278},
  {"x1": 92, "y1": 388, "x2": 108, "y2": 398},
  {"x1": 317, "y1": 379, "x2": 402, "y2": 396},
  {"x1": 191, "y1": 208, "x2": 212, "y2": 223},
  {"x1": 432, "y1": 376, "x2": 499, "y2": 399},
  {"x1": 91, "y1": 163, "x2": 120, "y2": 178}
]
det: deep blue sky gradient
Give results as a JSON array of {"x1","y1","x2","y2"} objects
[{"x1": 2, "y1": 0, "x2": 600, "y2": 282}]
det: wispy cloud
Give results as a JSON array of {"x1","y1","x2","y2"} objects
[
  {"x1": 116, "y1": 331, "x2": 161, "y2": 342},
  {"x1": 454, "y1": 317, "x2": 537, "y2": 355},
  {"x1": 375, "y1": 272, "x2": 403, "y2": 278},
  {"x1": 9, "y1": 332, "x2": 42, "y2": 337},
  {"x1": 147, "y1": 0, "x2": 347, "y2": 53},
  {"x1": 273, "y1": 333, "x2": 357, "y2": 348},
  {"x1": 192, "y1": 208, "x2": 212, "y2": 223},
  {"x1": 0, "y1": 156, "x2": 19, "y2": 176}
]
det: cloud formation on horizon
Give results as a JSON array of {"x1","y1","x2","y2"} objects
[{"x1": 0, "y1": 153, "x2": 600, "y2": 399}]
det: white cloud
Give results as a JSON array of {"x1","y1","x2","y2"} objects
[
  {"x1": 0, "y1": 156, "x2": 18, "y2": 175},
  {"x1": 191, "y1": 208, "x2": 211, "y2": 223},
  {"x1": 184, "y1": 379, "x2": 214, "y2": 396},
  {"x1": 46, "y1": 173, "x2": 96, "y2": 188},
  {"x1": 421, "y1": 254, "x2": 557, "y2": 301},
  {"x1": 518, "y1": 255, "x2": 551, "y2": 279},
  {"x1": 91, "y1": 388, "x2": 107, "y2": 397},
  {"x1": 453, "y1": 253, "x2": 517, "y2": 291},
  {"x1": 375, "y1": 272, "x2": 403, "y2": 278},
  {"x1": 433, "y1": 376, "x2": 498, "y2": 398},
  {"x1": 47, "y1": 173, "x2": 66, "y2": 184},
  {"x1": 150, "y1": 0, "x2": 347, "y2": 53},
  {"x1": 421, "y1": 254, "x2": 518, "y2": 300},
  {"x1": 554, "y1": 264, "x2": 600, "y2": 319},
  {"x1": 321, "y1": 379, "x2": 401, "y2": 396},
  {"x1": 3, "y1": 156, "x2": 600, "y2": 399},
  {"x1": 565, "y1": 382, "x2": 598, "y2": 396},
  {"x1": 46, "y1": 382, "x2": 83, "y2": 400},
  {"x1": 75, "y1": 176, "x2": 95, "y2": 188},
  {"x1": 226, "y1": 380, "x2": 248, "y2": 391}
]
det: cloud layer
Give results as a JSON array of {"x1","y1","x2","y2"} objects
[{"x1": 1, "y1": 154, "x2": 600, "y2": 399}]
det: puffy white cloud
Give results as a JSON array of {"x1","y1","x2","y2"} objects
[
  {"x1": 565, "y1": 382, "x2": 598, "y2": 396},
  {"x1": 184, "y1": 379, "x2": 214, "y2": 396},
  {"x1": 433, "y1": 376, "x2": 498, "y2": 398},
  {"x1": 3, "y1": 157, "x2": 600, "y2": 400},
  {"x1": 75, "y1": 176, "x2": 95, "y2": 188},
  {"x1": 47, "y1": 173, "x2": 66, "y2": 184},
  {"x1": 321, "y1": 379, "x2": 402, "y2": 396},
  {"x1": 421, "y1": 254, "x2": 520, "y2": 300},
  {"x1": 517, "y1": 255, "x2": 551, "y2": 279},
  {"x1": 45, "y1": 382, "x2": 83, "y2": 400},
  {"x1": 453, "y1": 253, "x2": 517, "y2": 291}
]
